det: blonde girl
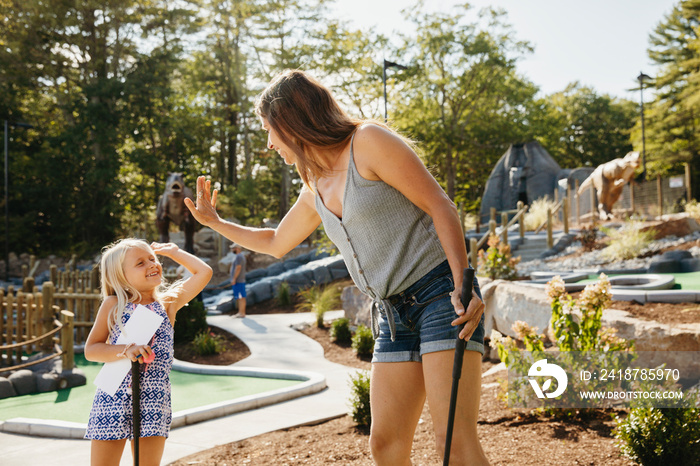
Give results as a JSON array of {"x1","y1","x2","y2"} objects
[{"x1": 84, "y1": 239, "x2": 212, "y2": 466}]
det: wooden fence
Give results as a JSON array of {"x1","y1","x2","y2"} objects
[{"x1": 0, "y1": 281, "x2": 75, "y2": 372}]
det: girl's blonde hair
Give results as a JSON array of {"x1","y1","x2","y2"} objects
[{"x1": 100, "y1": 238, "x2": 181, "y2": 338}]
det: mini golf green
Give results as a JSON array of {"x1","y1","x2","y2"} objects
[
  {"x1": 0, "y1": 354, "x2": 302, "y2": 424},
  {"x1": 580, "y1": 271, "x2": 700, "y2": 290}
]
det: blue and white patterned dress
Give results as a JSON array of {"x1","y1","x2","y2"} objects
[{"x1": 85, "y1": 301, "x2": 174, "y2": 440}]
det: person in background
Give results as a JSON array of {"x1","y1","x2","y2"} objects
[
  {"x1": 185, "y1": 69, "x2": 488, "y2": 465},
  {"x1": 84, "y1": 239, "x2": 212, "y2": 466},
  {"x1": 229, "y1": 243, "x2": 247, "y2": 318}
]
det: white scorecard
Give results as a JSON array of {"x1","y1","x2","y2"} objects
[{"x1": 93, "y1": 304, "x2": 164, "y2": 396}]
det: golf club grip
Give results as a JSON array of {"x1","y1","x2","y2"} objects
[{"x1": 453, "y1": 267, "x2": 475, "y2": 380}]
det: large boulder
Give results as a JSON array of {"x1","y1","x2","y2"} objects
[
  {"x1": 9, "y1": 369, "x2": 36, "y2": 396},
  {"x1": 341, "y1": 286, "x2": 372, "y2": 327},
  {"x1": 602, "y1": 309, "x2": 700, "y2": 379},
  {"x1": 484, "y1": 281, "x2": 553, "y2": 340}
]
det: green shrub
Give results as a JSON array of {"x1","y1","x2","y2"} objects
[
  {"x1": 685, "y1": 199, "x2": 700, "y2": 220},
  {"x1": 348, "y1": 370, "x2": 371, "y2": 426},
  {"x1": 330, "y1": 318, "x2": 352, "y2": 344},
  {"x1": 477, "y1": 234, "x2": 520, "y2": 280},
  {"x1": 615, "y1": 404, "x2": 700, "y2": 465},
  {"x1": 191, "y1": 329, "x2": 226, "y2": 356},
  {"x1": 524, "y1": 197, "x2": 559, "y2": 231},
  {"x1": 351, "y1": 324, "x2": 374, "y2": 357},
  {"x1": 276, "y1": 281, "x2": 291, "y2": 307},
  {"x1": 174, "y1": 299, "x2": 207, "y2": 344},
  {"x1": 601, "y1": 219, "x2": 655, "y2": 261},
  {"x1": 297, "y1": 284, "x2": 341, "y2": 328}
]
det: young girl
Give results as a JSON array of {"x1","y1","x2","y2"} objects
[
  {"x1": 185, "y1": 70, "x2": 489, "y2": 465},
  {"x1": 84, "y1": 239, "x2": 212, "y2": 466}
]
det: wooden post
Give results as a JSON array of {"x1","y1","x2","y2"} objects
[
  {"x1": 489, "y1": 219, "x2": 496, "y2": 238},
  {"x1": 15, "y1": 292, "x2": 24, "y2": 364},
  {"x1": 490, "y1": 207, "x2": 496, "y2": 224},
  {"x1": 21, "y1": 264, "x2": 28, "y2": 279},
  {"x1": 630, "y1": 181, "x2": 636, "y2": 214},
  {"x1": 589, "y1": 184, "x2": 596, "y2": 223},
  {"x1": 470, "y1": 238, "x2": 478, "y2": 272},
  {"x1": 517, "y1": 201, "x2": 525, "y2": 239},
  {"x1": 685, "y1": 163, "x2": 692, "y2": 203},
  {"x1": 6, "y1": 291, "x2": 15, "y2": 364},
  {"x1": 26, "y1": 293, "x2": 35, "y2": 353},
  {"x1": 50, "y1": 264, "x2": 58, "y2": 285},
  {"x1": 60, "y1": 310, "x2": 75, "y2": 371},
  {"x1": 41, "y1": 282, "x2": 55, "y2": 352},
  {"x1": 501, "y1": 212, "x2": 509, "y2": 246},
  {"x1": 547, "y1": 208, "x2": 553, "y2": 249},
  {"x1": 22, "y1": 276, "x2": 34, "y2": 293},
  {"x1": 657, "y1": 175, "x2": 663, "y2": 217},
  {"x1": 563, "y1": 197, "x2": 569, "y2": 234}
]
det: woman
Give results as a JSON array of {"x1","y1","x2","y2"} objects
[{"x1": 185, "y1": 69, "x2": 489, "y2": 465}]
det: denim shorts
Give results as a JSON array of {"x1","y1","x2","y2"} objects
[{"x1": 372, "y1": 260, "x2": 485, "y2": 363}]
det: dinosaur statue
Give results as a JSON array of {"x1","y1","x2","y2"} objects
[
  {"x1": 577, "y1": 151, "x2": 640, "y2": 220},
  {"x1": 156, "y1": 173, "x2": 196, "y2": 253}
]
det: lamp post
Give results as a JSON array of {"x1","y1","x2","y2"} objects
[
  {"x1": 637, "y1": 72, "x2": 652, "y2": 180},
  {"x1": 383, "y1": 59, "x2": 407, "y2": 122},
  {"x1": 3, "y1": 120, "x2": 33, "y2": 281}
]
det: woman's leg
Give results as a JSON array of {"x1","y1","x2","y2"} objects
[
  {"x1": 90, "y1": 439, "x2": 127, "y2": 466},
  {"x1": 129, "y1": 436, "x2": 167, "y2": 466},
  {"x1": 369, "y1": 361, "x2": 426, "y2": 465},
  {"x1": 423, "y1": 350, "x2": 489, "y2": 465}
]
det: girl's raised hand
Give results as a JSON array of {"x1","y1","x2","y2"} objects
[
  {"x1": 184, "y1": 176, "x2": 220, "y2": 227},
  {"x1": 150, "y1": 242, "x2": 179, "y2": 258}
]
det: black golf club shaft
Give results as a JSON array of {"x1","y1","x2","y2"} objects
[
  {"x1": 443, "y1": 266, "x2": 475, "y2": 466},
  {"x1": 132, "y1": 360, "x2": 140, "y2": 466}
]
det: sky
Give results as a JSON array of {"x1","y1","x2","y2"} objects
[{"x1": 332, "y1": 0, "x2": 679, "y2": 101}]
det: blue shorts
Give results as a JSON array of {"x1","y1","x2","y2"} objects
[
  {"x1": 232, "y1": 283, "x2": 246, "y2": 299},
  {"x1": 372, "y1": 260, "x2": 485, "y2": 363}
]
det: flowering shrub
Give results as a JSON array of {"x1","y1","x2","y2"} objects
[
  {"x1": 477, "y1": 234, "x2": 520, "y2": 280},
  {"x1": 490, "y1": 274, "x2": 634, "y2": 417}
]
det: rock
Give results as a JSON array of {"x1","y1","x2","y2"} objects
[
  {"x1": 602, "y1": 309, "x2": 700, "y2": 379},
  {"x1": 60, "y1": 368, "x2": 87, "y2": 388},
  {"x1": 641, "y1": 213, "x2": 700, "y2": 239},
  {"x1": 341, "y1": 286, "x2": 372, "y2": 327},
  {"x1": 36, "y1": 372, "x2": 60, "y2": 393},
  {"x1": 9, "y1": 369, "x2": 37, "y2": 396},
  {"x1": 0, "y1": 377, "x2": 17, "y2": 399},
  {"x1": 485, "y1": 281, "x2": 553, "y2": 341}
]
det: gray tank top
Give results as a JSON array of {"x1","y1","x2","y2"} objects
[{"x1": 315, "y1": 131, "x2": 446, "y2": 339}]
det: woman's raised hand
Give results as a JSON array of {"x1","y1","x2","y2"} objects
[{"x1": 184, "y1": 176, "x2": 220, "y2": 227}]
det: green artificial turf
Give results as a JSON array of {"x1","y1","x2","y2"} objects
[{"x1": 0, "y1": 354, "x2": 301, "y2": 424}]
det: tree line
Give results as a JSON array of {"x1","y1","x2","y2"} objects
[{"x1": 0, "y1": 0, "x2": 694, "y2": 257}]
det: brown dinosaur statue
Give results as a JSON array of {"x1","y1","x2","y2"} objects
[
  {"x1": 156, "y1": 173, "x2": 196, "y2": 253},
  {"x1": 577, "y1": 151, "x2": 640, "y2": 220}
]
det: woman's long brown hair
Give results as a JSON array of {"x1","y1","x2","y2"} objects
[{"x1": 255, "y1": 70, "x2": 363, "y2": 186}]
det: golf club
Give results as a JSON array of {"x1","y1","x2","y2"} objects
[
  {"x1": 132, "y1": 360, "x2": 141, "y2": 466},
  {"x1": 443, "y1": 266, "x2": 475, "y2": 465}
]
